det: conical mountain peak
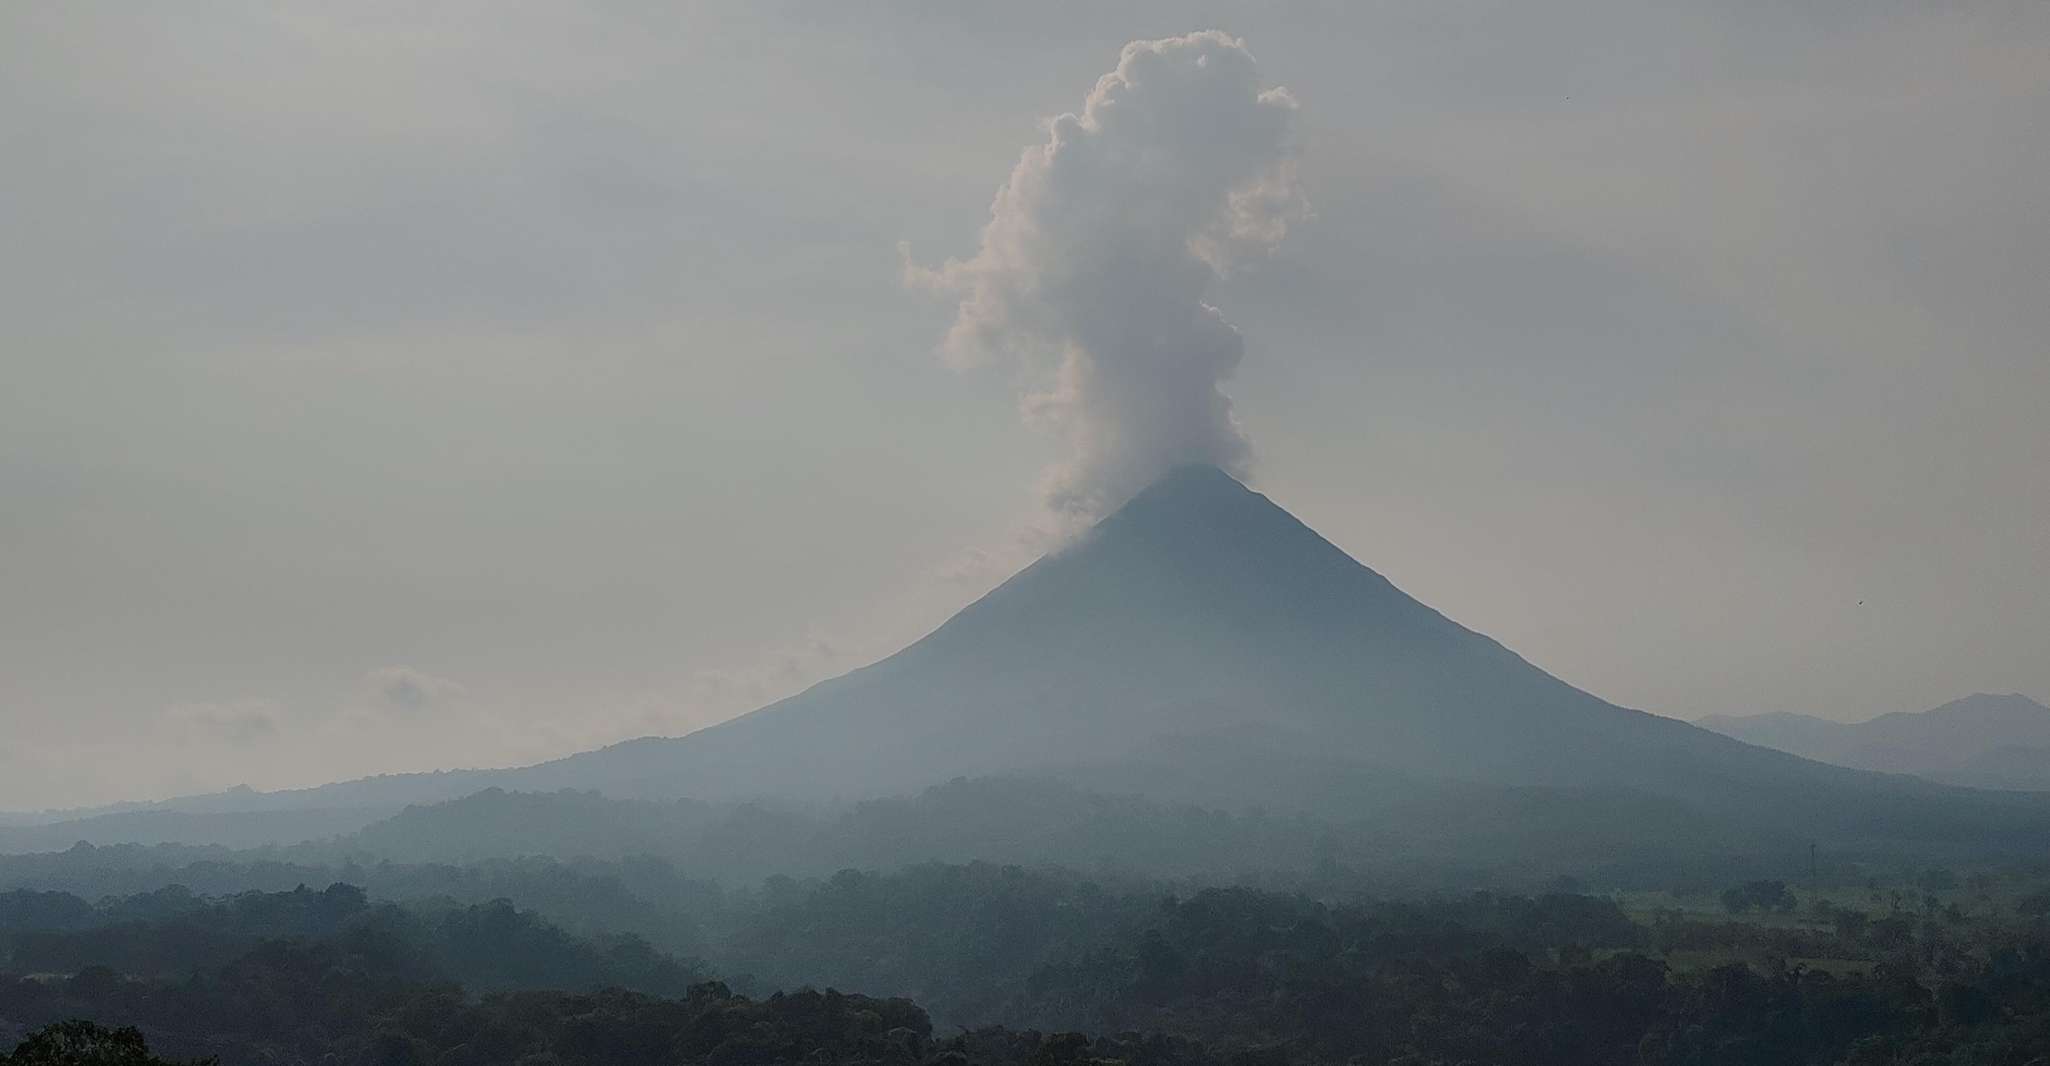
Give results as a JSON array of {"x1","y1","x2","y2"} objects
[
  {"x1": 133, "y1": 462, "x2": 2050, "y2": 856},
  {"x1": 1081, "y1": 464, "x2": 1305, "y2": 552},
  {"x1": 1099, "y1": 464, "x2": 1279, "y2": 524},
  {"x1": 1058, "y1": 464, "x2": 1337, "y2": 567},
  {"x1": 1014, "y1": 462, "x2": 1427, "y2": 641},
  {"x1": 1119, "y1": 463, "x2": 1261, "y2": 507},
  {"x1": 543, "y1": 462, "x2": 1689, "y2": 804}
]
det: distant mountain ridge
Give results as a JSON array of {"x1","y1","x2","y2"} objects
[
  {"x1": 8, "y1": 466, "x2": 2050, "y2": 859},
  {"x1": 1699, "y1": 693, "x2": 2050, "y2": 791}
]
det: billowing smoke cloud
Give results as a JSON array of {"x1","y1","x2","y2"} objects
[{"x1": 908, "y1": 31, "x2": 1305, "y2": 519}]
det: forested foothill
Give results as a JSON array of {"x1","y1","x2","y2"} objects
[{"x1": 6, "y1": 832, "x2": 2050, "y2": 1065}]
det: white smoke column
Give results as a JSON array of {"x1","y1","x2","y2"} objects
[{"x1": 907, "y1": 31, "x2": 1305, "y2": 520}]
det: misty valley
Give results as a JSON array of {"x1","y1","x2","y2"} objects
[{"x1": 6, "y1": 795, "x2": 2050, "y2": 1064}]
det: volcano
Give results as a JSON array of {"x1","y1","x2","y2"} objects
[
  {"x1": 485, "y1": 465, "x2": 2044, "y2": 845},
  {"x1": 539, "y1": 464, "x2": 1719, "y2": 799},
  {"x1": 26, "y1": 465, "x2": 2046, "y2": 855}
]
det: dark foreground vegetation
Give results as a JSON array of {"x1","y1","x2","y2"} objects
[{"x1": 6, "y1": 860, "x2": 2050, "y2": 1065}]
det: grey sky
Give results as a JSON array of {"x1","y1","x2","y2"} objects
[{"x1": 2, "y1": 2, "x2": 2045, "y2": 809}]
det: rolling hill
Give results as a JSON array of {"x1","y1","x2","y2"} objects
[{"x1": 1700, "y1": 693, "x2": 2050, "y2": 791}]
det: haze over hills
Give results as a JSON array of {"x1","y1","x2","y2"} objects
[
  {"x1": 1700, "y1": 693, "x2": 2050, "y2": 791},
  {"x1": 6, "y1": 467, "x2": 2048, "y2": 861}
]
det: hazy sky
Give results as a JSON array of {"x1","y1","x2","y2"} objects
[{"x1": 3, "y1": 2, "x2": 2046, "y2": 810}]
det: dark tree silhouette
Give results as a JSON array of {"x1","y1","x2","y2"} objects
[{"x1": 3, "y1": 1021, "x2": 214, "y2": 1066}]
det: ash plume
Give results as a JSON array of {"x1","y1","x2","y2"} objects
[{"x1": 907, "y1": 31, "x2": 1305, "y2": 520}]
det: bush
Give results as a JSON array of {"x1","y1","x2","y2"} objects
[{"x1": 1719, "y1": 880, "x2": 1796, "y2": 915}]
